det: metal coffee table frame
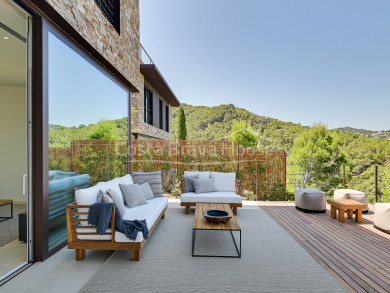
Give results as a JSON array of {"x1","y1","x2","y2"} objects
[
  {"x1": 192, "y1": 203, "x2": 241, "y2": 258},
  {"x1": 0, "y1": 200, "x2": 13, "y2": 222},
  {"x1": 192, "y1": 227, "x2": 241, "y2": 258}
]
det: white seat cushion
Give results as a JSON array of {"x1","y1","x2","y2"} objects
[
  {"x1": 210, "y1": 172, "x2": 236, "y2": 192},
  {"x1": 77, "y1": 197, "x2": 168, "y2": 242},
  {"x1": 181, "y1": 191, "x2": 242, "y2": 204}
]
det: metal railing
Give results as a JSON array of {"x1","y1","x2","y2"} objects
[
  {"x1": 249, "y1": 163, "x2": 390, "y2": 203},
  {"x1": 139, "y1": 43, "x2": 154, "y2": 64}
]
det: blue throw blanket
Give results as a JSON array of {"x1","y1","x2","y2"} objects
[{"x1": 88, "y1": 203, "x2": 149, "y2": 241}]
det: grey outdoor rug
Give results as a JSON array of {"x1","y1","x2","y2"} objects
[
  {"x1": 80, "y1": 207, "x2": 346, "y2": 293},
  {"x1": 0, "y1": 204, "x2": 26, "y2": 247}
]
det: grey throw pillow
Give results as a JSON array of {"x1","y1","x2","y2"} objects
[
  {"x1": 192, "y1": 178, "x2": 218, "y2": 194},
  {"x1": 182, "y1": 174, "x2": 199, "y2": 192},
  {"x1": 97, "y1": 190, "x2": 113, "y2": 203},
  {"x1": 107, "y1": 189, "x2": 126, "y2": 217},
  {"x1": 139, "y1": 182, "x2": 154, "y2": 200},
  {"x1": 133, "y1": 171, "x2": 164, "y2": 197},
  {"x1": 119, "y1": 184, "x2": 148, "y2": 208}
]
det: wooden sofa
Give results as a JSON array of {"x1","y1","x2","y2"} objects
[
  {"x1": 66, "y1": 202, "x2": 166, "y2": 261},
  {"x1": 66, "y1": 174, "x2": 167, "y2": 261},
  {"x1": 180, "y1": 171, "x2": 243, "y2": 215}
]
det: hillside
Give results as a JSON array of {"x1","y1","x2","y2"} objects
[
  {"x1": 171, "y1": 104, "x2": 307, "y2": 151},
  {"x1": 171, "y1": 104, "x2": 390, "y2": 156},
  {"x1": 337, "y1": 127, "x2": 390, "y2": 140}
]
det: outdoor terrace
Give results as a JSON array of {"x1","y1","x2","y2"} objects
[
  {"x1": 2, "y1": 200, "x2": 389, "y2": 293},
  {"x1": 259, "y1": 201, "x2": 390, "y2": 293}
]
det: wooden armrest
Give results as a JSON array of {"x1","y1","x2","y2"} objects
[
  {"x1": 181, "y1": 179, "x2": 184, "y2": 194},
  {"x1": 66, "y1": 202, "x2": 116, "y2": 243}
]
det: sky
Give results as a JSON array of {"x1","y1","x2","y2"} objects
[
  {"x1": 49, "y1": 32, "x2": 128, "y2": 127},
  {"x1": 140, "y1": 0, "x2": 390, "y2": 131}
]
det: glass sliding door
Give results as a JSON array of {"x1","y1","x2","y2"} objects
[
  {"x1": 0, "y1": 0, "x2": 31, "y2": 281},
  {"x1": 47, "y1": 30, "x2": 129, "y2": 251}
]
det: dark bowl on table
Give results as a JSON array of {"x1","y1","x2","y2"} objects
[{"x1": 203, "y1": 209, "x2": 233, "y2": 223}]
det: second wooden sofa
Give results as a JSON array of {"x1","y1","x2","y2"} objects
[{"x1": 180, "y1": 171, "x2": 242, "y2": 215}]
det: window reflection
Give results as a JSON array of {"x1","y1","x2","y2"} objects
[{"x1": 48, "y1": 32, "x2": 129, "y2": 250}]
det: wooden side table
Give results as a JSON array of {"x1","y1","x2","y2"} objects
[
  {"x1": 327, "y1": 199, "x2": 366, "y2": 223},
  {"x1": 0, "y1": 199, "x2": 13, "y2": 222}
]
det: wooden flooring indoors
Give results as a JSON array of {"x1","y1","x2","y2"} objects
[{"x1": 257, "y1": 201, "x2": 390, "y2": 293}]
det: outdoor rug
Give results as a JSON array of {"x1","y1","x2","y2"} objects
[
  {"x1": 0, "y1": 203, "x2": 26, "y2": 247},
  {"x1": 80, "y1": 206, "x2": 346, "y2": 293}
]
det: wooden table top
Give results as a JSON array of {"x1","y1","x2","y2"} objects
[
  {"x1": 0, "y1": 199, "x2": 13, "y2": 206},
  {"x1": 327, "y1": 198, "x2": 366, "y2": 209},
  {"x1": 193, "y1": 203, "x2": 241, "y2": 231}
]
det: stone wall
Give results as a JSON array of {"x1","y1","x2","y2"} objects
[{"x1": 46, "y1": 0, "x2": 141, "y2": 92}]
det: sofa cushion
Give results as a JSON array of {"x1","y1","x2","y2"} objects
[
  {"x1": 210, "y1": 172, "x2": 236, "y2": 192},
  {"x1": 75, "y1": 183, "x2": 105, "y2": 226},
  {"x1": 139, "y1": 182, "x2": 154, "y2": 200},
  {"x1": 107, "y1": 189, "x2": 127, "y2": 217},
  {"x1": 192, "y1": 178, "x2": 217, "y2": 194},
  {"x1": 77, "y1": 197, "x2": 168, "y2": 242},
  {"x1": 133, "y1": 171, "x2": 164, "y2": 197},
  {"x1": 120, "y1": 184, "x2": 148, "y2": 208},
  {"x1": 97, "y1": 190, "x2": 113, "y2": 203},
  {"x1": 100, "y1": 178, "x2": 122, "y2": 198},
  {"x1": 181, "y1": 191, "x2": 242, "y2": 204},
  {"x1": 182, "y1": 174, "x2": 199, "y2": 193},
  {"x1": 118, "y1": 174, "x2": 133, "y2": 185},
  {"x1": 184, "y1": 171, "x2": 209, "y2": 179}
]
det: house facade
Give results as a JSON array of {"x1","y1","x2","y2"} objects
[
  {"x1": 0, "y1": 0, "x2": 146, "y2": 283},
  {"x1": 132, "y1": 63, "x2": 180, "y2": 140}
]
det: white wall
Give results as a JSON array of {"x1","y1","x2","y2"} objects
[{"x1": 0, "y1": 86, "x2": 27, "y2": 203}]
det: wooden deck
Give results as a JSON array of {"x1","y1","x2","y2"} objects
[{"x1": 257, "y1": 201, "x2": 390, "y2": 293}]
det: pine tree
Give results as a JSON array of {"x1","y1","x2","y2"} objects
[{"x1": 177, "y1": 105, "x2": 187, "y2": 140}]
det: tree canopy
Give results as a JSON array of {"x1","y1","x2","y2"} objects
[
  {"x1": 229, "y1": 120, "x2": 258, "y2": 148},
  {"x1": 177, "y1": 105, "x2": 187, "y2": 140}
]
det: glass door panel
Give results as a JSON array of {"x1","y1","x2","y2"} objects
[{"x1": 0, "y1": 0, "x2": 30, "y2": 281}]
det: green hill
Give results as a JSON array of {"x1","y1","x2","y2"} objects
[{"x1": 171, "y1": 103, "x2": 307, "y2": 151}]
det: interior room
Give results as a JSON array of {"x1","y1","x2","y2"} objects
[{"x1": 0, "y1": 0, "x2": 29, "y2": 279}]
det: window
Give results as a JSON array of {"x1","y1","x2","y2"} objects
[
  {"x1": 48, "y1": 32, "x2": 129, "y2": 251},
  {"x1": 159, "y1": 99, "x2": 163, "y2": 130},
  {"x1": 144, "y1": 87, "x2": 153, "y2": 125},
  {"x1": 165, "y1": 105, "x2": 169, "y2": 132}
]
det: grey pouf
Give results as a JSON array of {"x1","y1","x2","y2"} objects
[
  {"x1": 295, "y1": 188, "x2": 326, "y2": 213},
  {"x1": 334, "y1": 189, "x2": 368, "y2": 212}
]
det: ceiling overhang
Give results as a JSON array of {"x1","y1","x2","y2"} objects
[{"x1": 140, "y1": 64, "x2": 180, "y2": 107}]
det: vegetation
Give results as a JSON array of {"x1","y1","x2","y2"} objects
[
  {"x1": 88, "y1": 120, "x2": 121, "y2": 140},
  {"x1": 288, "y1": 124, "x2": 347, "y2": 192},
  {"x1": 48, "y1": 103, "x2": 390, "y2": 202},
  {"x1": 49, "y1": 117, "x2": 128, "y2": 147},
  {"x1": 177, "y1": 105, "x2": 187, "y2": 140},
  {"x1": 229, "y1": 120, "x2": 258, "y2": 148},
  {"x1": 172, "y1": 104, "x2": 390, "y2": 202}
]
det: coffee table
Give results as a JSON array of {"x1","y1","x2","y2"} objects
[
  {"x1": 327, "y1": 199, "x2": 366, "y2": 223},
  {"x1": 192, "y1": 203, "x2": 241, "y2": 258},
  {"x1": 0, "y1": 199, "x2": 13, "y2": 222}
]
